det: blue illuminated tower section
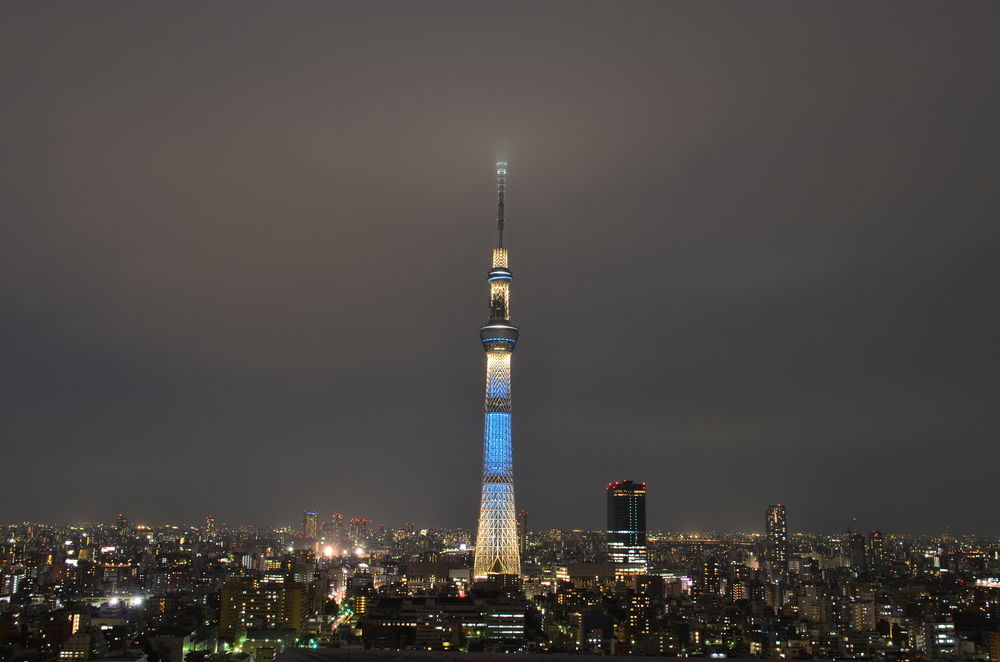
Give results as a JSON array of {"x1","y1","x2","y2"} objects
[{"x1": 473, "y1": 161, "x2": 521, "y2": 579}]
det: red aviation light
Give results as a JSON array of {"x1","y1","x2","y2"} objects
[{"x1": 608, "y1": 480, "x2": 645, "y2": 490}]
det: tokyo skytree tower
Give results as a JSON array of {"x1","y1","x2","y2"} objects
[{"x1": 472, "y1": 162, "x2": 521, "y2": 579}]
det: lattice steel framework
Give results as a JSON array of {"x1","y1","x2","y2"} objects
[{"x1": 473, "y1": 162, "x2": 521, "y2": 579}]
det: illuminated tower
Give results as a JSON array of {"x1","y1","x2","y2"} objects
[
  {"x1": 765, "y1": 504, "x2": 788, "y2": 572},
  {"x1": 473, "y1": 161, "x2": 521, "y2": 579}
]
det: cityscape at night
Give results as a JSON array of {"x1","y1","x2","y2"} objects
[
  {"x1": 6, "y1": 504, "x2": 1000, "y2": 659},
  {"x1": 3, "y1": 2, "x2": 999, "y2": 662}
]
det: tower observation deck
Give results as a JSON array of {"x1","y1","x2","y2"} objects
[{"x1": 473, "y1": 162, "x2": 521, "y2": 579}]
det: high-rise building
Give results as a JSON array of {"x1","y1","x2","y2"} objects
[
  {"x1": 918, "y1": 618, "x2": 957, "y2": 656},
  {"x1": 484, "y1": 604, "x2": 526, "y2": 649},
  {"x1": 302, "y1": 511, "x2": 319, "y2": 539},
  {"x1": 116, "y1": 513, "x2": 128, "y2": 535},
  {"x1": 848, "y1": 532, "x2": 867, "y2": 568},
  {"x1": 219, "y1": 578, "x2": 307, "y2": 635},
  {"x1": 851, "y1": 593, "x2": 877, "y2": 631},
  {"x1": 697, "y1": 559, "x2": 723, "y2": 597},
  {"x1": 330, "y1": 513, "x2": 346, "y2": 545},
  {"x1": 204, "y1": 515, "x2": 217, "y2": 539},
  {"x1": 626, "y1": 593, "x2": 653, "y2": 636},
  {"x1": 348, "y1": 518, "x2": 369, "y2": 545},
  {"x1": 516, "y1": 510, "x2": 528, "y2": 556},
  {"x1": 607, "y1": 480, "x2": 647, "y2": 574},
  {"x1": 765, "y1": 504, "x2": 788, "y2": 571},
  {"x1": 869, "y1": 530, "x2": 885, "y2": 566},
  {"x1": 346, "y1": 569, "x2": 375, "y2": 616},
  {"x1": 473, "y1": 162, "x2": 521, "y2": 580}
]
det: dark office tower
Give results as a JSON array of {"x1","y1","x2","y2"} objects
[
  {"x1": 869, "y1": 530, "x2": 885, "y2": 566},
  {"x1": 116, "y1": 513, "x2": 129, "y2": 535},
  {"x1": 516, "y1": 511, "x2": 528, "y2": 556},
  {"x1": 800, "y1": 557, "x2": 821, "y2": 582},
  {"x1": 473, "y1": 162, "x2": 521, "y2": 580},
  {"x1": 636, "y1": 574, "x2": 665, "y2": 600},
  {"x1": 607, "y1": 480, "x2": 648, "y2": 575},
  {"x1": 302, "y1": 511, "x2": 319, "y2": 539},
  {"x1": 848, "y1": 532, "x2": 867, "y2": 568},
  {"x1": 765, "y1": 504, "x2": 788, "y2": 572}
]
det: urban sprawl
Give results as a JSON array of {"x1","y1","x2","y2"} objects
[{"x1": 2, "y1": 495, "x2": 1000, "y2": 662}]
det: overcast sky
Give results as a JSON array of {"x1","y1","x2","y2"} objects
[{"x1": 2, "y1": 2, "x2": 998, "y2": 534}]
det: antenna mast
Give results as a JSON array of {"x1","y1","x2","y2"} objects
[{"x1": 496, "y1": 161, "x2": 508, "y2": 247}]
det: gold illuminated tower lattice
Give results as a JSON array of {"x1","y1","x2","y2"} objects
[{"x1": 473, "y1": 162, "x2": 521, "y2": 579}]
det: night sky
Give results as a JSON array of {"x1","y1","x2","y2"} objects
[{"x1": 2, "y1": 2, "x2": 998, "y2": 534}]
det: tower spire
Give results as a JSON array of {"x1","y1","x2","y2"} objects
[
  {"x1": 475, "y1": 161, "x2": 520, "y2": 580},
  {"x1": 496, "y1": 161, "x2": 507, "y2": 248}
]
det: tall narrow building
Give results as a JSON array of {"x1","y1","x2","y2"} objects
[
  {"x1": 473, "y1": 162, "x2": 521, "y2": 579},
  {"x1": 765, "y1": 504, "x2": 788, "y2": 572},
  {"x1": 517, "y1": 510, "x2": 528, "y2": 556},
  {"x1": 204, "y1": 515, "x2": 217, "y2": 539},
  {"x1": 330, "y1": 513, "x2": 346, "y2": 546},
  {"x1": 868, "y1": 530, "x2": 885, "y2": 566},
  {"x1": 607, "y1": 480, "x2": 647, "y2": 575},
  {"x1": 302, "y1": 511, "x2": 319, "y2": 539}
]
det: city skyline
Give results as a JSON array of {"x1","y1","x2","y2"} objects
[
  {"x1": 2, "y1": 3, "x2": 1000, "y2": 533},
  {"x1": 3, "y1": 498, "x2": 974, "y2": 540},
  {"x1": 5, "y1": 503, "x2": 996, "y2": 659}
]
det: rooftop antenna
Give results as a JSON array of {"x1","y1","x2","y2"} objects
[{"x1": 496, "y1": 161, "x2": 508, "y2": 247}]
